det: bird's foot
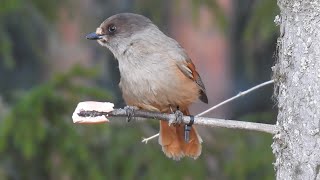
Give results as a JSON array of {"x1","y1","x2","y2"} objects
[
  {"x1": 169, "y1": 106, "x2": 184, "y2": 126},
  {"x1": 124, "y1": 106, "x2": 139, "y2": 122}
]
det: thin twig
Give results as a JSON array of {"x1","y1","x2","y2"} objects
[
  {"x1": 197, "y1": 80, "x2": 274, "y2": 117},
  {"x1": 141, "y1": 79, "x2": 275, "y2": 143},
  {"x1": 142, "y1": 134, "x2": 160, "y2": 144}
]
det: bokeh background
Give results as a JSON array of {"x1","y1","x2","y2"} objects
[{"x1": 0, "y1": 0, "x2": 278, "y2": 179}]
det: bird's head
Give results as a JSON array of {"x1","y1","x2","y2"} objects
[{"x1": 86, "y1": 13, "x2": 155, "y2": 55}]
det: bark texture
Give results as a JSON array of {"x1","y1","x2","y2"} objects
[{"x1": 272, "y1": 0, "x2": 320, "y2": 179}]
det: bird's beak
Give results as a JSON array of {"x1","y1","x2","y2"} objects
[{"x1": 86, "y1": 32, "x2": 103, "y2": 40}]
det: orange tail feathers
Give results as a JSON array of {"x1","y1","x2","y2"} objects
[{"x1": 158, "y1": 109, "x2": 202, "y2": 160}]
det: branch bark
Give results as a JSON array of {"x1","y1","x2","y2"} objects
[{"x1": 272, "y1": 1, "x2": 320, "y2": 179}]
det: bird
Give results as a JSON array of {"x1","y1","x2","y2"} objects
[{"x1": 86, "y1": 13, "x2": 208, "y2": 160}]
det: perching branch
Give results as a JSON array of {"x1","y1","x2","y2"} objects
[
  {"x1": 72, "y1": 80, "x2": 277, "y2": 143},
  {"x1": 77, "y1": 108, "x2": 278, "y2": 134}
]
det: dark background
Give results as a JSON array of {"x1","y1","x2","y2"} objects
[{"x1": 0, "y1": 0, "x2": 278, "y2": 179}]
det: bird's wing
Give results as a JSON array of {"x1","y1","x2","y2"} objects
[{"x1": 176, "y1": 59, "x2": 208, "y2": 103}]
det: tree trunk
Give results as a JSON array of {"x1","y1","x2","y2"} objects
[{"x1": 272, "y1": 0, "x2": 320, "y2": 179}]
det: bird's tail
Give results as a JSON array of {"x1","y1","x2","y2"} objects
[{"x1": 158, "y1": 108, "x2": 202, "y2": 160}]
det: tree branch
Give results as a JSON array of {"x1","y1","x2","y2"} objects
[{"x1": 77, "y1": 108, "x2": 278, "y2": 134}]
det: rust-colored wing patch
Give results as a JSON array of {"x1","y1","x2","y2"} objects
[{"x1": 177, "y1": 60, "x2": 208, "y2": 103}]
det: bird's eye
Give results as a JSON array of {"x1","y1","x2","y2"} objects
[{"x1": 108, "y1": 25, "x2": 116, "y2": 33}]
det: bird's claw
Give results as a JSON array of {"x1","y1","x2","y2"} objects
[
  {"x1": 124, "y1": 106, "x2": 138, "y2": 122},
  {"x1": 169, "y1": 109, "x2": 184, "y2": 126}
]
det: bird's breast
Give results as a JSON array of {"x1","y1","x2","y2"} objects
[{"x1": 117, "y1": 58, "x2": 199, "y2": 111}]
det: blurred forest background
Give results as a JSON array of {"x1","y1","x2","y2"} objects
[{"x1": 0, "y1": 0, "x2": 278, "y2": 179}]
